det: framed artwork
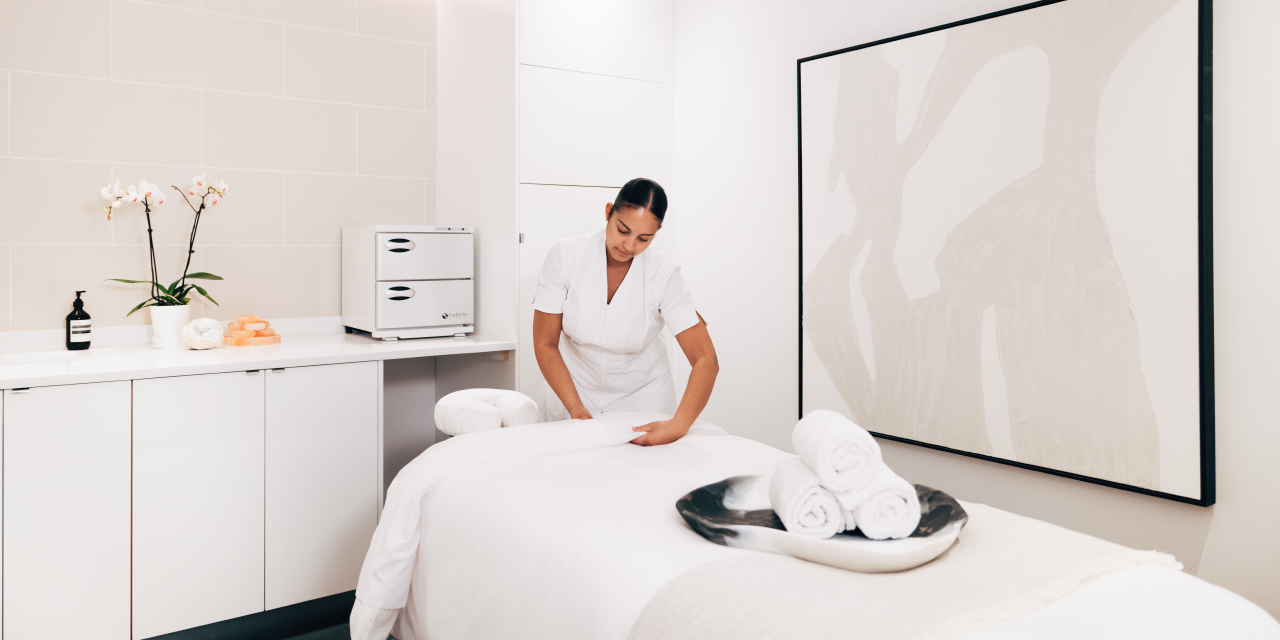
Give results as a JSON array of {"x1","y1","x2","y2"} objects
[{"x1": 798, "y1": 0, "x2": 1213, "y2": 505}]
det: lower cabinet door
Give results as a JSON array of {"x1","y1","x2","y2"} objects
[
  {"x1": 3, "y1": 382, "x2": 132, "y2": 640},
  {"x1": 266, "y1": 361, "x2": 379, "y2": 609},
  {"x1": 133, "y1": 371, "x2": 266, "y2": 639}
]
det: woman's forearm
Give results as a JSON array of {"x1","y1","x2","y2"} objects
[
  {"x1": 673, "y1": 355, "x2": 718, "y2": 427},
  {"x1": 534, "y1": 343, "x2": 590, "y2": 416}
]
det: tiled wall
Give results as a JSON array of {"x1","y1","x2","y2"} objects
[{"x1": 0, "y1": 0, "x2": 436, "y2": 332}]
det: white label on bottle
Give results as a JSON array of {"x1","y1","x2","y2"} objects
[{"x1": 70, "y1": 319, "x2": 92, "y2": 342}]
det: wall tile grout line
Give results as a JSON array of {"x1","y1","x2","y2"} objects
[
  {"x1": 122, "y1": 0, "x2": 436, "y2": 48},
  {"x1": 6, "y1": 69, "x2": 435, "y2": 114},
  {"x1": 1, "y1": 156, "x2": 429, "y2": 181}
]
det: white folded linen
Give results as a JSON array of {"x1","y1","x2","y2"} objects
[
  {"x1": 353, "y1": 411, "x2": 703, "y2": 640},
  {"x1": 434, "y1": 388, "x2": 539, "y2": 436},
  {"x1": 849, "y1": 465, "x2": 922, "y2": 540},
  {"x1": 768, "y1": 457, "x2": 845, "y2": 539},
  {"x1": 791, "y1": 410, "x2": 882, "y2": 497}
]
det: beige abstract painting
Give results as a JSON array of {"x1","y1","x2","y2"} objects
[{"x1": 800, "y1": 0, "x2": 1207, "y2": 501}]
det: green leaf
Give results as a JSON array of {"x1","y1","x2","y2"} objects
[
  {"x1": 167, "y1": 278, "x2": 183, "y2": 294},
  {"x1": 126, "y1": 300, "x2": 158, "y2": 317},
  {"x1": 183, "y1": 272, "x2": 224, "y2": 281},
  {"x1": 105, "y1": 278, "x2": 156, "y2": 285},
  {"x1": 192, "y1": 284, "x2": 219, "y2": 306}
]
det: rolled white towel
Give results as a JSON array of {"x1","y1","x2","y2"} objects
[
  {"x1": 768, "y1": 457, "x2": 845, "y2": 539},
  {"x1": 792, "y1": 409, "x2": 882, "y2": 497},
  {"x1": 434, "y1": 389, "x2": 539, "y2": 437},
  {"x1": 850, "y1": 465, "x2": 922, "y2": 540}
]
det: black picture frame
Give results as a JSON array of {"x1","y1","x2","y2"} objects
[{"x1": 797, "y1": 0, "x2": 1214, "y2": 506}]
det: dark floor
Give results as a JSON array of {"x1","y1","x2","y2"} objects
[
  {"x1": 279, "y1": 624, "x2": 350, "y2": 640},
  {"x1": 277, "y1": 624, "x2": 398, "y2": 640}
]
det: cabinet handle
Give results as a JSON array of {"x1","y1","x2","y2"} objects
[
  {"x1": 246, "y1": 370, "x2": 261, "y2": 376},
  {"x1": 384, "y1": 239, "x2": 415, "y2": 252},
  {"x1": 385, "y1": 286, "x2": 415, "y2": 301},
  {"x1": 11, "y1": 388, "x2": 30, "y2": 394},
  {"x1": 271, "y1": 368, "x2": 285, "y2": 372}
]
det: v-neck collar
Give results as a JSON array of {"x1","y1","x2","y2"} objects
[{"x1": 602, "y1": 233, "x2": 640, "y2": 307}]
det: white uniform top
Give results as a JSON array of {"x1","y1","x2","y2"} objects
[{"x1": 533, "y1": 229, "x2": 700, "y2": 421}]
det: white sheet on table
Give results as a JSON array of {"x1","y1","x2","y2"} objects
[
  {"x1": 399, "y1": 432, "x2": 791, "y2": 640},
  {"x1": 962, "y1": 564, "x2": 1280, "y2": 639},
  {"x1": 358, "y1": 412, "x2": 702, "y2": 612}
]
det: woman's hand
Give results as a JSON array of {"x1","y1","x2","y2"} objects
[
  {"x1": 569, "y1": 406, "x2": 594, "y2": 420},
  {"x1": 631, "y1": 420, "x2": 690, "y2": 446}
]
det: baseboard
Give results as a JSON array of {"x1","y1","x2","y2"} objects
[{"x1": 143, "y1": 591, "x2": 355, "y2": 640}]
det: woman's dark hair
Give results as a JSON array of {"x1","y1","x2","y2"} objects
[{"x1": 612, "y1": 178, "x2": 668, "y2": 223}]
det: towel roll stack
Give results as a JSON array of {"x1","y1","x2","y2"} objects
[{"x1": 769, "y1": 410, "x2": 922, "y2": 540}]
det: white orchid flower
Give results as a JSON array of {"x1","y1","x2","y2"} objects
[
  {"x1": 208, "y1": 194, "x2": 220, "y2": 206},
  {"x1": 111, "y1": 199, "x2": 122, "y2": 209},
  {"x1": 154, "y1": 190, "x2": 167, "y2": 205},
  {"x1": 101, "y1": 178, "x2": 124, "y2": 201},
  {"x1": 192, "y1": 173, "x2": 207, "y2": 189},
  {"x1": 125, "y1": 185, "x2": 140, "y2": 203},
  {"x1": 214, "y1": 179, "x2": 228, "y2": 195},
  {"x1": 138, "y1": 180, "x2": 158, "y2": 200}
]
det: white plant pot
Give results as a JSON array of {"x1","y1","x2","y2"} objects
[{"x1": 150, "y1": 305, "x2": 192, "y2": 349}]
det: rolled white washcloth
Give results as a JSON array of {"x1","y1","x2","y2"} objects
[
  {"x1": 434, "y1": 389, "x2": 539, "y2": 437},
  {"x1": 850, "y1": 465, "x2": 922, "y2": 540},
  {"x1": 792, "y1": 409, "x2": 882, "y2": 497},
  {"x1": 768, "y1": 457, "x2": 845, "y2": 539}
]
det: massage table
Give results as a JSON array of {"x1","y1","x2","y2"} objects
[{"x1": 377, "y1": 415, "x2": 1278, "y2": 640}]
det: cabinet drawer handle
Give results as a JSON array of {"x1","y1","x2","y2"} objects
[
  {"x1": 385, "y1": 286, "x2": 415, "y2": 301},
  {"x1": 12, "y1": 388, "x2": 30, "y2": 394},
  {"x1": 246, "y1": 370, "x2": 260, "y2": 376},
  {"x1": 385, "y1": 239, "x2": 415, "y2": 253},
  {"x1": 271, "y1": 368, "x2": 285, "y2": 373}
]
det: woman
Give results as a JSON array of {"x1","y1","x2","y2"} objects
[{"x1": 532, "y1": 178, "x2": 718, "y2": 446}]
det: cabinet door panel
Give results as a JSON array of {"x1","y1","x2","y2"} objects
[
  {"x1": 3, "y1": 382, "x2": 132, "y2": 640},
  {"x1": 266, "y1": 361, "x2": 378, "y2": 609},
  {"x1": 133, "y1": 372, "x2": 266, "y2": 639}
]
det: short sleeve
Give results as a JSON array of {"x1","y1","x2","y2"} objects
[
  {"x1": 532, "y1": 242, "x2": 569, "y2": 314},
  {"x1": 659, "y1": 267, "x2": 700, "y2": 335}
]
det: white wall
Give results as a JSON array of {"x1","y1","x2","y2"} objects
[
  {"x1": 515, "y1": 0, "x2": 674, "y2": 400},
  {"x1": 0, "y1": 0, "x2": 436, "y2": 333},
  {"x1": 437, "y1": 0, "x2": 518, "y2": 344},
  {"x1": 674, "y1": 0, "x2": 1280, "y2": 617}
]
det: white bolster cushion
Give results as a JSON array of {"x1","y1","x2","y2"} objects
[{"x1": 434, "y1": 388, "x2": 539, "y2": 436}]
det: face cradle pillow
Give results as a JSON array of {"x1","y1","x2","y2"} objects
[{"x1": 434, "y1": 388, "x2": 540, "y2": 437}]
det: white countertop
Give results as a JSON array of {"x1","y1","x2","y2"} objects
[{"x1": 0, "y1": 333, "x2": 516, "y2": 389}]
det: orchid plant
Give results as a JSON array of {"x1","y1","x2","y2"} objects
[{"x1": 103, "y1": 174, "x2": 228, "y2": 316}]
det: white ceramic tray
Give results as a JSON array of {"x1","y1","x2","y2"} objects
[{"x1": 677, "y1": 474, "x2": 967, "y2": 573}]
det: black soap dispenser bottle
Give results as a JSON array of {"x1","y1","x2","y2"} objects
[{"x1": 66, "y1": 290, "x2": 91, "y2": 351}]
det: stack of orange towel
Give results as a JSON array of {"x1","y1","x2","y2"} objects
[{"x1": 223, "y1": 315, "x2": 281, "y2": 347}]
